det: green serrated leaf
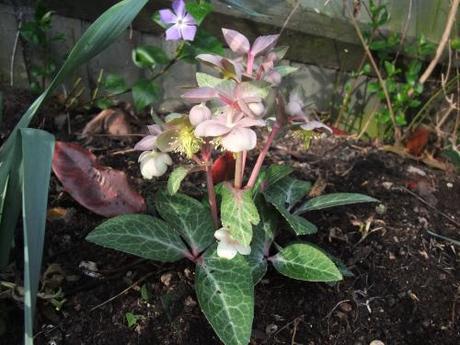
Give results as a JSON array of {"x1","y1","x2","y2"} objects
[
  {"x1": 86, "y1": 214, "x2": 188, "y2": 262},
  {"x1": 295, "y1": 193, "x2": 379, "y2": 214},
  {"x1": 196, "y1": 72, "x2": 225, "y2": 88},
  {"x1": 155, "y1": 190, "x2": 214, "y2": 255},
  {"x1": 167, "y1": 166, "x2": 189, "y2": 195},
  {"x1": 195, "y1": 247, "x2": 254, "y2": 345},
  {"x1": 132, "y1": 79, "x2": 160, "y2": 111},
  {"x1": 263, "y1": 176, "x2": 311, "y2": 210},
  {"x1": 221, "y1": 184, "x2": 260, "y2": 246},
  {"x1": 271, "y1": 243, "x2": 342, "y2": 282}
]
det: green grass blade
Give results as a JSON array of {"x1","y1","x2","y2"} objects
[
  {"x1": 0, "y1": 0, "x2": 148, "y2": 268},
  {"x1": 0, "y1": 143, "x2": 22, "y2": 267},
  {"x1": 20, "y1": 129, "x2": 55, "y2": 345}
]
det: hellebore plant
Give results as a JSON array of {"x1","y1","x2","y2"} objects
[{"x1": 86, "y1": 27, "x2": 378, "y2": 345}]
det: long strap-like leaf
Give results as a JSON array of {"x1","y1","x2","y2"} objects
[
  {"x1": 0, "y1": 0, "x2": 149, "y2": 266},
  {"x1": 20, "y1": 129, "x2": 55, "y2": 345}
]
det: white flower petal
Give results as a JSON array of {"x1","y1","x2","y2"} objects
[
  {"x1": 235, "y1": 243, "x2": 251, "y2": 256},
  {"x1": 217, "y1": 241, "x2": 238, "y2": 260},
  {"x1": 214, "y1": 228, "x2": 229, "y2": 241},
  {"x1": 138, "y1": 151, "x2": 172, "y2": 179},
  {"x1": 222, "y1": 127, "x2": 257, "y2": 152}
]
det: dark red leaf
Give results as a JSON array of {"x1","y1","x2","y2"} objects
[
  {"x1": 405, "y1": 127, "x2": 430, "y2": 156},
  {"x1": 52, "y1": 141, "x2": 146, "y2": 217},
  {"x1": 329, "y1": 125, "x2": 348, "y2": 136},
  {"x1": 211, "y1": 151, "x2": 235, "y2": 184}
]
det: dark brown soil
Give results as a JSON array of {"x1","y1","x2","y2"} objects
[{"x1": 1, "y1": 85, "x2": 459, "y2": 345}]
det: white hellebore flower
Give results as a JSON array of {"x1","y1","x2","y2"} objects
[
  {"x1": 214, "y1": 228, "x2": 251, "y2": 260},
  {"x1": 138, "y1": 150, "x2": 172, "y2": 179}
]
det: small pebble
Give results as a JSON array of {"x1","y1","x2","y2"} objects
[
  {"x1": 265, "y1": 324, "x2": 278, "y2": 334},
  {"x1": 160, "y1": 272, "x2": 173, "y2": 287}
]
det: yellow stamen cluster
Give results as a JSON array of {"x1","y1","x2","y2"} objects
[{"x1": 176, "y1": 125, "x2": 203, "y2": 158}]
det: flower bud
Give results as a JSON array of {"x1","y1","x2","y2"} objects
[
  {"x1": 189, "y1": 103, "x2": 212, "y2": 127},
  {"x1": 138, "y1": 150, "x2": 172, "y2": 179}
]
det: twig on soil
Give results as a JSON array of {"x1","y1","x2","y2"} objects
[
  {"x1": 270, "y1": 314, "x2": 305, "y2": 341},
  {"x1": 400, "y1": 186, "x2": 460, "y2": 228},
  {"x1": 324, "y1": 299, "x2": 352, "y2": 320},
  {"x1": 90, "y1": 271, "x2": 155, "y2": 312}
]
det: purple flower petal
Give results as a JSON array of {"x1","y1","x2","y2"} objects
[
  {"x1": 222, "y1": 28, "x2": 250, "y2": 55},
  {"x1": 172, "y1": 0, "x2": 186, "y2": 17},
  {"x1": 134, "y1": 135, "x2": 157, "y2": 151},
  {"x1": 165, "y1": 25, "x2": 182, "y2": 41},
  {"x1": 222, "y1": 127, "x2": 257, "y2": 152},
  {"x1": 181, "y1": 24, "x2": 197, "y2": 41},
  {"x1": 251, "y1": 34, "x2": 279, "y2": 56},
  {"x1": 195, "y1": 120, "x2": 232, "y2": 137},
  {"x1": 183, "y1": 13, "x2": 197, "y2": 25},
  {"x1": 159, "y1": 9, "x2": 177, "y2": 24}
]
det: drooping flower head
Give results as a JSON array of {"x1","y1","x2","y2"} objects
[
  {"x1": 159, "y1": 0, "x2": 197, "y2": 41},
  {"x1": 214, "y1": 228, "x2": 251, "y2": 260}
]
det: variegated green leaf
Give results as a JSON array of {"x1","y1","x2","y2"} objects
[
  {"x1": 295, "y1": 193, "x2": 379, "y2": 214},
  {"x1": 195, "y1": 247, "x2": 254, "y2": 345},
  {"x1": 253, "y1": 164, "x2": 294, "y2": 194},
  {"x1": 273, "y1": 203, "x2": 317, "y2": 235},
  {"x1": 86, "y1": 214, "x2": 188, "y2": 262},
  {"x1": 196, "y1": 72, "x2": 225, "y2": 88},
  {"x1": 271, "y1": 243, "x2": 342, "y2": 282},
  {"x1": 221, "y1": 184, "x2": 260, "y2": 246},
  {"x1": 155, "y1": 190, "x2": 214, "y2": 255},
  {"x1": 263, "y1": 176, "x2": 311, "y2": 210},
  {"x1": 167, "y1": 166, "x2": 190, "y2": 195}
]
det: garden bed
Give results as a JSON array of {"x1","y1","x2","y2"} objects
[{"x1": 1, "y1": 85, "x2": 459, "y2": 345}]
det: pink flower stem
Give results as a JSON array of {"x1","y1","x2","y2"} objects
[
  {"x1": 246, "y1": 123, "x2": 281, "y2": 189},
  {"x1": 241, "y1": 150, "x2": 247, "y2": 178},
  {"x1": 234, "y1": 152, "x2": 243, "y2": 189},
  {"x1": 202, "y1": 143, "x2": 219, "y2": 229},
  {"x1": 246, "y1": 53, "x2": 255, "y2": 75}
]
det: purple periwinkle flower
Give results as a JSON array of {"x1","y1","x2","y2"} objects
[{"x1": 159, "y1": 0, "x2": 197, "y2": 41}]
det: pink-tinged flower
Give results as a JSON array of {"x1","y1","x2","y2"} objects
[
  {"x1": 189, "y1": 103, "x2": 212, "y2": 127},
  {"x1": 194, "y1": 110, "x2": 265, "y2": 152},
  {"x1": 138, "y1": 150, "x2": 173, "y2": 179},
  {"x1": 222, "y1": 28, "x2": 279, "y2": 74},
  {"x1": 182, "y1": 80, "x2": 270, "y2": 118},
  {"x1": 159, "y1": 0, "x2": 197, "y2": 41},
  {"x1": 196, "y1": 54, "x2": 243, "y2": 81},
  {"x1": 214, "y1": 228, "x2": 251, "y2": 259},
  {"x1": 134, "y1": 125, "x2": 162, "y2": 151}
]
